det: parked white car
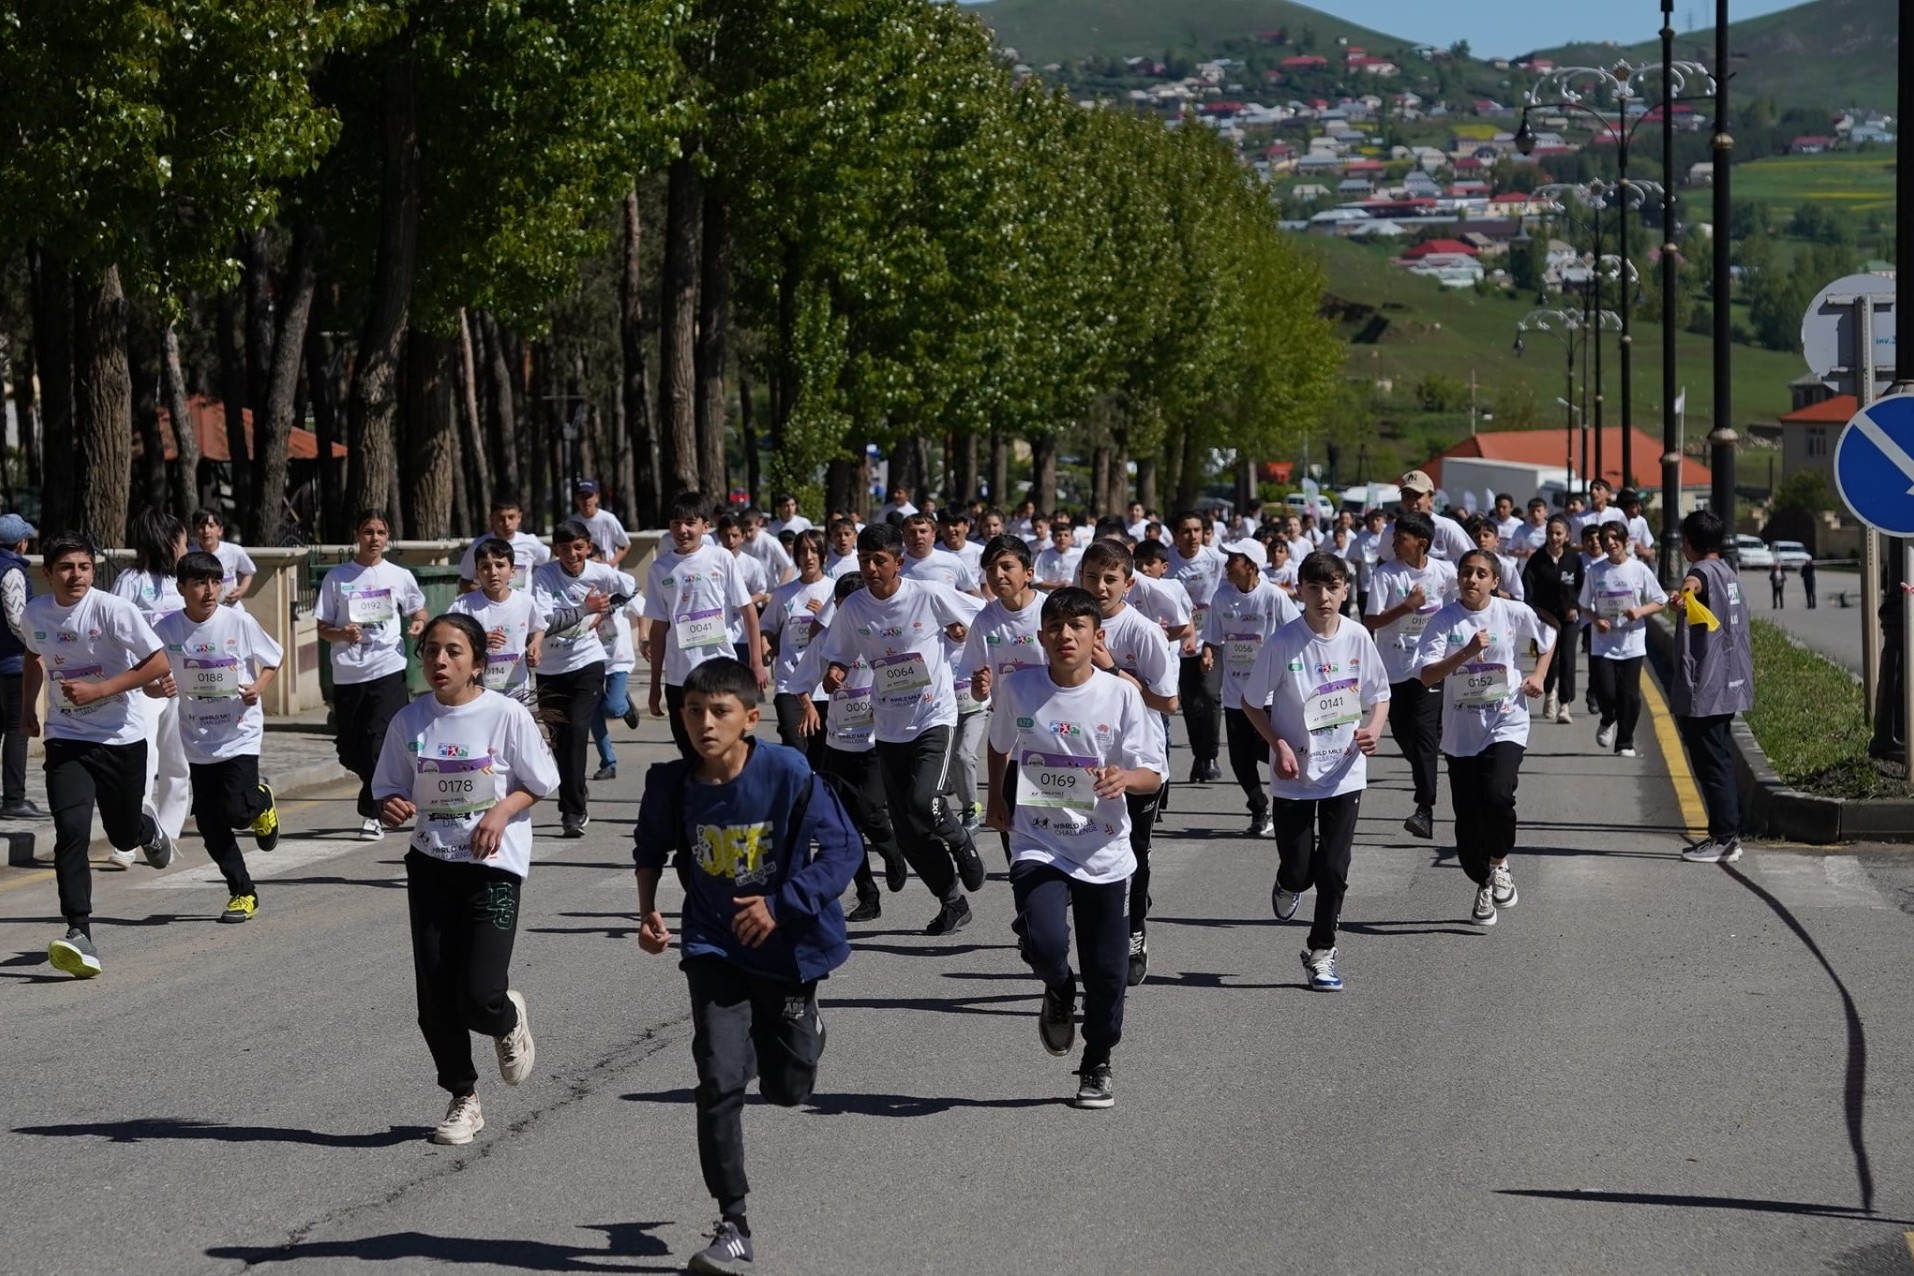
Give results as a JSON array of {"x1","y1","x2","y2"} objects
[
  {"x1": 1284, "y1": 493, "x2": 1336, "y2": 526},
  {"x1": 1770, "y1": 540, "x2": 1812, "y2": 570},
  {"x1": 1734, "y1": 535, "x2": 1775, "y2": 569}
]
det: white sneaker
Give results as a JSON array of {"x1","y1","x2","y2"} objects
[
  {"x1": 1471, "y1": 883, "x2": 1497, "y2": 926},
  {"x1": 1682, "y1": 836, "x2": 1743, "y2": 864},
  {"x1": 1542, "y1": 692, "x2": 1559, "y2": 720},
  {"x1": 359, "y1": 818, "x2": 385, "y2": 841},
  {"x1": 432, "y1": 1092, "x2": 484, "y2": 1145},
  {"x1": 1618, "y1": 747, "x2": 1639, "y2": 758},
  {"x1": 1555, "y1": 705, "x2": 1573, "y2": 725},
  {"x1": 1596, "y1": 724, "x2": 1615, "y2": 750},
  {"x1": 1490, "y1": 864, "x2": 1518, "y2": 909},
  {"x1": 496, "y1": 990, "x2": 535, "y2": 1086},
  {"x1": 104, "y1": 847, "x2": 136, "y2": 870}
]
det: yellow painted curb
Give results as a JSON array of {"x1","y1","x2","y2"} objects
[{"x1": 1642, "y1": 669, "x2": 1709, "y2": 842}]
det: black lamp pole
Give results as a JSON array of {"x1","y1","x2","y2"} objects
[
  {"x1": 1709, "y1": 0, "x2": 1736, "y2": 527},
  {"x1": 1659, "y1": 0, "x2": 1681, "y2": 584}
]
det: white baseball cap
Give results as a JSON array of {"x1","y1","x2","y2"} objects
[{"x1": 1220, "y1": 538, "x2": 1268, "y2": 569}]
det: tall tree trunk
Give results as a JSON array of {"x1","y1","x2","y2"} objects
[
  {"x1": 1174, "y1": 419, "x2": 1204, "y2": 512},
  {"x1": 479, "y1": 312, "x2": 520, "y2": 499},
  {"x1": 304, "y1": 325, "x2": 341, "y2": 542},
  {"x1": 825, "y1": 457, "x2": 858, "y2": 518},
  {"x1": 959, "y1": 430, "x2": 979, "y2": 507},
  {"x1": 989, "y1": 430, "x2": 1008, "y2": 510},
  {"x1": 696, "y1": 191, "x2": 731, "y2": 502},
  {"x1": 1030, "y1": 433, "x2": 1057, "y2": 514},
  {"x1": 242, "y1": 228, "x2": 275, "y2": 506},
  {"x1": 658, "y1": 152, "x2": 701, "y2": 501},
  {"x1": 1092, "y1": 444, "x2": 1113, "y2": 516},
  {"x1": 258, "y1": 225, "x2": 321, "y2": 545},
  {"x1": 8, "y1": 330, "x2": 41, "y2": 497},
  {"x1": 0, "y1": 334, "x2": 15, "y2": 508},
  {"x1": 403, "y1": 330, "x2": 455, "y2": 538},
  {"x1": 30, "y1": 247, "x2": 74, "y2": 535},
  {"x1": 130, "y1": 319, "x2": 166, "y2": 510},
  {"x1": 73, "y1": 265, "x2": 133, "y2": 546},
  {"x1": 621, "y1": 185, "x2": 659, "y2": 529},
  {"x1": 1137, "y1": 455, "x2": 1158, "y2": 516},
  {"x1": 217, "y1": 291, "x2": 254, "y2": 531},
  {"x1": 162, "y1": 323, "x2": 203, "y2": 516},
  {"x1": 457, "y1": 308, "x2": 492, "y2": 518},
  {"x1": 740, "y1": 376, "x2": 759, "y2": 506},
  {"x1": 348, "y1": 43, "x2": 420, "y2": 522}
]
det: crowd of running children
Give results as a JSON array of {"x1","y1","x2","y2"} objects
[{"x1": 12, "y1": 471, "x2": 1751, "y2": 1276}]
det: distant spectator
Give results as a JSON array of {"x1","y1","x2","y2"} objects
[
  {"x1": 1802, "y1": 557, "x2": 1817, "y2": 610},
  {"x1": 1769, "y1": 563, "x2": 1786, "y2": 609}
]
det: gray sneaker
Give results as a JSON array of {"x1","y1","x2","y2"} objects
[
  {"x1": 142, "y1": 827, "x2": 176, "y2": 870},
  {"x1": 1471, "y1": 883, "x2": 1497, "y2": 926},
  {"x1": 1073, "y1": 1062, "x2": 1115, "y2": 1109},
  {"x1": 687, "y1": 1220, "x2": 754, "y2": 1275},
  {"x1": 1271, "y1": 880, "x2": 1303, "y2": 921},
  {"x1": 496, "y1": 990, "x2": 535, "y2": 1086},
  {"x1": 1490, "y1": 864, "x2": 1518, "y2": 908},
  {"x1": 47, "y1": 928, "x2": 102, "y2": 979},
  {"x1": 1682, "y1": 837, "x2": 1743, "y2": 864}
]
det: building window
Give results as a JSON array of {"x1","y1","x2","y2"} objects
[{"x1": 1807, "y1": 427, "x2": 1827, "y2": 458}]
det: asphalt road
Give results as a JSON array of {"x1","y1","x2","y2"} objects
[{"x1": 3, "y1": 682, "x2": 1914, "y2": 1275}]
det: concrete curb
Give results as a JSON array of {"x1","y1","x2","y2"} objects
[
  {"x1": 4, "y1": 760, "x2": 355, "y2": 869},
  {"x1": 1647, "y1": 615, "x2": 1914, "y2": 845}
]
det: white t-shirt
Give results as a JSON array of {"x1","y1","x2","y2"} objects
[
  {"x1": 449, "y1": 589, "x2": 551, "y2": 701},
  {"x1": 1509, "y1": 520, "x2": 1550, "y2": 557},
  {"x1": 1098, "y1": 604, "x2": 1179, "y2": 754},
  {"x1": 1380, "y1": 514, "x2": 1474, "y2": 563},
  {"x1": 902, "y1": 547, "x2": 977, "y2": 592},
  {"x1": 1265, "y1": 562, "x2": 1299, "y2": 594},
  {"x1": 987, "y1": 667, "x2": 1166, "y2": 884},
  {"x1": 764, "y1": 577, "x2": 837, "y2": 696},
  {"x1": 958, "y1": 592, "x2": 1046, "y2": 693},
  {"x1": 1495, "y1": 552, "x2": 1526, "y2": 602},
  {"x1": 1352, "y1": 528, "x2": 1386, "y2": 590},
  {"x1": 767, "y1": 514, "x2": 813, "y2": 537},
  {"x1": 743, "y1": 529, "x2": 795, "y2": 584},
  {"x1": 790, "y1": 628, "x2": 875, "y2": 753},
  {"x1": 1242, "y1": 616, "x2": 1391, "y2": 800},
  {"x1": 1033, "y1": 545, "x2": 1083, "y2": 587},
  {"x1": 111, "y1": 568, "x2": 185, "y2": 627},
  {"x1": 1580, "y1": 557, "x2": 1667, "y2": 660},
  {"x1": 1574, "y1": 506, "x2": 1628, "y2": 541},
  {"x1": 816, "y1": 578, "x2": 982, "y2": 741},
  {"x1": 1494, "y1": 514, "x2": 1523, "y2": 547},
  {"x1": 642, "y1": 544, "x2": 754, "y2": 685},
  {"x1": 875, "y1": 500, "x2": 918, "y2": 523},
  {"x1": 1627, "y1": 514, "x2": 1655, "y2": 558},
  {"x1": 1415, "y1": 597, "x2": 1556, "y2": 756},
  {"x1": 1365, "y1": 557, "x2": 1459, "y2": 684},
  {"x1": 825, "y1": 552, "x2": 862, "y2": 580},
  {"x1": 1203, "y1": 580, "x2": 1301, "y2": 709},
  {"x1": 1168, "y1": 544, "x2": 1229, "y2": 642},
  {"x1": 23, "y1": 590, "x2": 163, "y2": 746},
  {"x1": 211, "y1": 542, "x2": 259, "y2": 600},
  {"x1": 579, "y1": 508, "x2": 631, "y2": 561},
  {"x1": 153, "y1": 607, "x2": 284, "y2": 764},
  {"x1": 457, "y1": 531, "x2": 550, "y2": 590},
  {"x1": 533, "y1": 560, "x2": 632, "y2": 676},
  {"x1": 372, "y1": 690, "x2": 560, "y2": 879},
  {"x1": 727, "y1": 551, "x2": 769, "y2": 644},
  {"x1": 950, "y1": 540, "x2": 984, "y2": 574},
  {"x1": 1127, "y1": 573, "x2": 1193, "y2": 639},
  {"x1": 317, "y1": 560, "x2": 426, "y2": 685}
]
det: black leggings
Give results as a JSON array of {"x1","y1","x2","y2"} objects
[
  {"x1": 1126, "y1": 788, "x2": 1160, "y2": 934},
  {"x1": 1222, "y1": 707, "x2": 1270, "y2": 814},
  {"x1": 875, "y1": 725, "x2": 969, "y2": 904},
  {"x1": 335, "y1": 671, "x2": 409, "y2": 819},
  {"x1": 820, "y1": 743, "x2": 901, "y2": 900},
  {"x1": 189, "y1": 755, "x2": 270, "y2": 898},
  {"x1": 1273, "y1": 791, "x2": 1360, "y2": 952},
  {"x1": 537, "y1": 664, "x2": 605, "y2": 817},
  {"x1": 1177, "y1": 654, "x2": 1223, "y2": 763},
  {"x1": 1589, "y1": 655, "x2": 1644, "y2": 749},
  {"x1": 1540, "y1": 625, "x2": 1577, "y2": 702},
  {"x1": 1386, "y1": 677, "x2": 1442, "y2": 809},
  {"x1": 406, "y1": 851, "x2": 522, "y2": 1096},
  {"x1": 44, "y1": 738, "x2": 155, "y2": 929},
  {"x1": 1445, "y1": 743, "x2": 1524, "y2": 884}
]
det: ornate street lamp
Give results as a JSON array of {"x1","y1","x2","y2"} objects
[{"x1": 1516, "y1": 307, "x2": 1624, "y2": 501}]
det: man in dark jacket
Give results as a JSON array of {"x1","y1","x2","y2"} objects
[{"x1": 1669, "y1": 511, "x2": 1755, "y2": 863}]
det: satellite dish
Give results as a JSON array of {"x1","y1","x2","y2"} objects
[{"x1": 1462, "y1": 491, "x2": 1479, "y2": 514}]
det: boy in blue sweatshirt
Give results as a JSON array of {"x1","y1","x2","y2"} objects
[{"x1": 634, "y1": 656, "x2": 863, "y2": 1276}]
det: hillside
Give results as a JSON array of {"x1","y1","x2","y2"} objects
[
  {"x1": 1531, "y1": 0, "x2": 1896, "y2": 116},
  {"x1": 973, "y1": 0, "x2": 1430, "y2": 67}
]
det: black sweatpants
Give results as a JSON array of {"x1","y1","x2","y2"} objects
[
  {"x1": 1386, "y1": 677, "x2": 1442, "y2": 808},
  {"x1": 1540, "y1": 625, "x2": 1577, "y2": 703},
  {"x1": 1, "y1": 671, "x2": 26, "y2": 805},
  {"x1": 1273, "y1": 791, "x2": 1360, "y2": 952},
  {"x1": 1222, "y1": 707, "x2": 1270, "y2": 815},
  {"x1": 773, "y1": 692, "x2": 828, "y2": 766},
  {"x1": 1177, "y1": 654, "x2": 1222, "y2": 765},
  {"x1": 406, "y1": 850, "x2": 523, "y2": 1096},
  {"x1": 875, "y1": 724, "x2": 968, "y2": 904},
  {"x1": 820, "y1": 743, "x2": 901, "y2": 901},
  {"x1": 335, "y1": 671, "x2": 409, "y2": 819},
  {"x1": 189, "y1": 755, "x2": 270, "y2": 898},
  {"x1": 685, "y1": 955, "x2": 824, "y2": 1224},
  {"x1": 1126, "y1": 788, "x2": 1160, "y2": 935},
  {"x1": 1590, "y1": 654, "x2": 1645, "y2": 749},
  {"x1": 1011, "y1": 862, "x2": 1129, "y2": 1071},
  {"x1": 536, "y1": 663, "x2": 605, "y2": 818},
  {"x1": 45, "y1": 738, "x2": 156, "y2": 930},
  {"x1": 1676, "y1": 713, "x2": 1741, "y2": 841},
  {"x1": 1446, "y1": 743, "x2": 1524, "y2": 885}
]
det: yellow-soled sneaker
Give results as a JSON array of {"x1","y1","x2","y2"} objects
[
  {"x1": 251, "y1": 785, "x2": 280, "y2": 851},
  {"x1": 219, "y1": 894, "x2": 259, "y2": 924}
]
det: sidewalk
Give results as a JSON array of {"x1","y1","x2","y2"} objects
[{"x1": 2, "y1": 706, "x2": 349, "y2": 868}]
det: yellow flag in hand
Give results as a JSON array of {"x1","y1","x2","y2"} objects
[{"x1": 1680, "y1": 587, "x2": 1721, "y2": 632}]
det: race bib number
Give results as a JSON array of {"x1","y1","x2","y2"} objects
[
  {"x1": 347, "y1": 588, "x2": 396, "y2": 625},
  {"x1": 50, "y1": 665, "x2": 111, "y2": 717},
  {"x1": 414, "y1": 754, "x2": 498, "y2": 850},
  {"x1": 1016, "y1": 750, "x2": 1100, "y2": 813},
  {"x1": 786, "y1": 613, "x2": 817, "y2": 652},
  {"x1": 513, "y1": 563, "x2": 533, "y2": 592},
  {"x1": 953, "y1": 677, "x2": 976, "y2": 710},
  {"x1": 1303, "y1": 677, "x2": 1359, "y2": 732},
  {"x1": 833, "y1": 685, "x2": 874, "y2": 731},
  {"x1": 1191, "y1": 603, "x2": 1211, "y2": 636},
  {"x1": 673, "y1": 608, "x2": 726, "y2": 650},
  {"x1": 1398, "y1": 605, "x2": 1439, "y2": 641},
  {"x1": 184, "y1": 655, "x2": 241, "y2": 699},
  {"x1": 1454, "y1": 662, "x2": 1510, "y2": 707},
  {"x1": 1226, "y1": 632, "x2": 1261, "y2": 668},
  {"x1": 1597, "y1": 590, "x2": 1633, "y2": 622},
  {"x1": 872, "y1": 652, "x2": 932, "y2": 702},
  {"x1": 483, "y1": 651, "x2": 521, "y2": 691}
]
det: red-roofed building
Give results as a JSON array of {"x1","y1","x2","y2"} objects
[
  {"x1": 1280, "y1": 55, "x2": 1328, "y2": 71},
  {"x1": 1774, "y1": 392, "x2": 1856, "y2": 487},
  {"x1": 1424, "y1": 428, "x2": 1713, "y2": 499},
  {"x1": 138, "y1": 395, "x2": 348, "y2": 464},
  {"x1": 1402, "y1": 238, "x2": 1478, "y2": 259}
]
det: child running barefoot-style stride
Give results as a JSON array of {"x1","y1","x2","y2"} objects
[
  {"x1": 633, "y1": 657, "x2": 863, "y2": 1276},
  {"x1": 374, "y1": 614, "x2": 560, "y2": 1147},
  {"x1": 986, "y1": 587, "x2": 1167, "y2": 1109},
  {"x1": 149, "y1": 551, "x2": 285, "y2": 925}
]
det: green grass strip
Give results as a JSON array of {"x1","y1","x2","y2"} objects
[{"x1": 1744, "y1": 619, "x2": 1884, "y2": 799}]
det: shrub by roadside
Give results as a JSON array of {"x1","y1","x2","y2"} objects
[{"x1": 1745, "y1": 620, "x2": 1907, "y2": 799}]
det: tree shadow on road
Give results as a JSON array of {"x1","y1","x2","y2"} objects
[
  {"x1": 13, "y1": 1117, "x2": 430, "y2": 1148},
  {"x1": 206, "y1": 1222, "x2": 677, "y2": 1271},
  {"x1": 621, "y1": 1086, "x2": 1056, "y2": 1118}
]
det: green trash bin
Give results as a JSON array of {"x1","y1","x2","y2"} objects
[{"x1": 311, "y1": 557, "x2": 468, "y2": 703}]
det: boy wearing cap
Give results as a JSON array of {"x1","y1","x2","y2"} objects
[
  {"x1": 1382, "y1": 471, "x2": 1474, "y2": 564},
  {"x1": 0, "y1": 512, "x2": 41, "y2": 818},
  {"x1": 573, "y1": 480, "x2": 631, "y2": 567},
  {"x1": 1203, "y1": 538, "x2": 1300, "y2": 837}
]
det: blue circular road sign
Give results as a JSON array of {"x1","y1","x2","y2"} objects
[{"x1": 1835, "y1": 393, "x2": 1914, "y2": 536}]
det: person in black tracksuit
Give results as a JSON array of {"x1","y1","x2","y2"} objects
[{"x1": 1521, "y1": 514, "x2": 1584, "y2": 725}]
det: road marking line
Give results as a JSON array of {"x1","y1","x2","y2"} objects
[
  {"x1": 139, "y1": 837, "x2": 388, "y2": 889},
  {"x1": 1903, "y1": 1230, "x2": 1914, "y2": 1267},
  {"x1": 0, "y1": 867, "x2": 54, "y2": 894},
  {"x1": 1641, "y1": 670, "x2": 1709, "y2": 842}
]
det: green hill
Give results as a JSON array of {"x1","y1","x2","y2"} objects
[
  {"x1": 1529, "y1": 0, "x2": 1895, "y2": 116},
  {"x1": 973, "y1": 0, "x2": 1428, "y2": 67}
]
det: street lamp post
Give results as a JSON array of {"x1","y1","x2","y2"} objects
[{"x1": 1516, "y1": 307, "x2": 1624, "y2": 498}]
